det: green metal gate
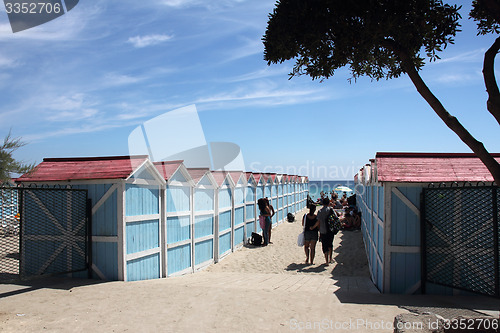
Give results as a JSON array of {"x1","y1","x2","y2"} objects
[
  {"x1": 421, "y1": 186, "x2": 499, "y2": 297},
  {"x1": 1, "y1": 186, "x2": 90, "y2": 282}
]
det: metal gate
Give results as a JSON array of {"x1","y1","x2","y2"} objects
[
  {"x1": 0, "y1": 186, "x2": 90, "y2": 282},
  {"x1": 421, "y1": 186, "x2": 499, "y2": 297}
]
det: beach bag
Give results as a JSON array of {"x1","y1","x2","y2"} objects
[
  {"x1": 259, "y1": 215, "x2": 266, "y2": 229},
  {"x1": 287, "y1": 212, "x2": 295, "y2": 222},
  {"x1": 251, "y1": 232, "x2": 262, "y2": 246},
  {"x1": 327, "y1": 209, "x2": 342, "y2": 235},
  {"x1": 297, "y1": 215, "x2": 306, "y2": 246},
  {"x1": 297, "y1": 232, "x2": 305, "y2": 247}
]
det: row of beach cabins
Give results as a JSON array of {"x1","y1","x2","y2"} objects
[
  {"x1": 355, "y1": 152, "x2": 500, "y2": 297},
  {"x1": 15, "y1": 155, "x2": 309, "y2": 282}
]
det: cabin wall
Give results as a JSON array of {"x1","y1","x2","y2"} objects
[
  {"x1": 19, "y1": 167, "x2": 309, "y2": 282},
  {"x1": 165, "y1": 183, "x2": 192, "y2": 276},
  {"x1": 72, "y1": 182, "x2": 121, "y2": 281},
  {"x1": 358, "y1": 181, "x2": 424, "y2": 294},
  {"x1": 124, "y1": 183, "x2": 162, "y2": 282},
  {"x1": 277, "y1": 183, "x2": 283, "y2": 223},
  {"x1": 245, "y1": 185, "x2": 256, "y2": 237},
  {"x1": 193, "y1": 181, "x2": 215, "y2": 270},
  {"x1": 233, "y1": 184, "x2": 245, "y2": 248},
  {"x1": 357, "y1": 183, "x2": 384, "y2": 292},
  {"x1": 217, "y1": 183, "x2": 232, "y2": 259},
  {"x1": 386, "y1": 183, "x2": 422, "y2": 294}
]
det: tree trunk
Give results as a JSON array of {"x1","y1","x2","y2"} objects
[
  {"x1": 483, "y1": 36, "x2": 500, "y2": 126},
  {"x1": 397, "y1": 48, "x2": 500, "y2": 186}
]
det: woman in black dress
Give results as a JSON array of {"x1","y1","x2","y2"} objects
[{"x1": 302, "y1": 204, "x2": 320, "y2": 264}]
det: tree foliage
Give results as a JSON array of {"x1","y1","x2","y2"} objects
[
  {"x1": 263, "y1": 0, "x2": 461, "y2": 81},
  {"x1": 0, "y1": 131, "x2": 35, "y2": 184},
  {"x1": 263, "y1": 0, "x2": 500, "y2": 185}
]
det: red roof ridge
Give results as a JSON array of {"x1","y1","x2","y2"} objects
[
  {"x1": 153, "y1": 160, "x2": 184, "y2": 165},
  {"x1": 43, "y1": 155, "x2": 149, "y2": 162},
  {"x1": 376, "y1": 152, "x2": 500, "y2": 158}
]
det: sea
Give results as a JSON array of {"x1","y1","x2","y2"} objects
[{"x1": 308, "y1": 180, "x2": 357, "y2": 200}]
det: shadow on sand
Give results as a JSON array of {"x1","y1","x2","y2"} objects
[
  {"x1": 285, "y1": 262, "x2": 328, "y2": 274},
  {"x1": 0, "y1": 276, "x2": 105, "y2": 299},
  {"x1": 329, "y1": 230, "x2": 500, "y2": 314}
]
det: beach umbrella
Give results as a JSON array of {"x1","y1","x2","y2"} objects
[{"x1": 334, "y1": 186, "x2": 353, "y2": 193}]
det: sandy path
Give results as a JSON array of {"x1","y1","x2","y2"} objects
[{"x1": 1, "y1": 208, "x2": 498, "y2": 332}]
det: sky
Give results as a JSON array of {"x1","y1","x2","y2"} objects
[{"x1": 1, "y1": 0, "x2": 499, "y2": 180}]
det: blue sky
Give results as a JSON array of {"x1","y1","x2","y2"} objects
[{"x1": 1, "y1": 0, "x2": 499, "y2": 180}]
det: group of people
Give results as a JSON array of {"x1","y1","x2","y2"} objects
[
  {"x1": 301, "y1": 198, "x2": 336, "y2": 265},
  {"x1": 302, "y1": 192, "x2": 361, "y2": 265},
  {"x1": 315, "y1": 190, "x2": 352, "y2": 208},
  {"x1": 257, "y1": 197, "x2": 275, "y2": 246}
]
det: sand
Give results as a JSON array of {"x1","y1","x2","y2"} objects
[{"x1": 1, "y1": 208, "x2": 499, "y2": 332}]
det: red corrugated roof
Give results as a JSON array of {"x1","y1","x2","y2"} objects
[
  {"x1": 376, "y1": 152, "x2": 500, "y2": 183},
  {"x1": 253, "y1": 173, "x2": 262, "y2": 184},
  {"x1": 153, "y1": 160, "x2": 184, "y2": 180},
  {"x1": 211, "y1": 171, "x2": 230, "y2": 186},
  {"x1": 187, "y1": 168, "x2": 209, "y2": 184},
  {"x1": 265, "y1": 173, "x2": 277, "y2": 182},
  {"x1": 228, "y1": 171, "x2": 243, "y2": 185},
  {"x1": 17, "y1": 155, "x2": 149, "y2": 182},
  {"x1": 261, "y1": 173, "x2": 269, "y2": 183}
]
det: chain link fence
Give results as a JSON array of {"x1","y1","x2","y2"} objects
[
  {"x1": 1, "y1": 186, "x2": 90, "y2": 282},
  {"x1": 422, "y1": 186, "x2": 499, "y2": 297}
]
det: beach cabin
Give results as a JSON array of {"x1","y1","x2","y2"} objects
[
  {"x1": 281, "y1": 175, "x2": 288, "y2": 218},
  {"x1": 265, "y1": 173, "x2": 279, "y2": 227},
  {"x1": 253, "y1": 173, "x2": 265, "y2": 234},
  {"x1": 16, "y1": 155, "x2": 165, "y2": 282},
  {"x1": 154, "y1": 160, "x2": 195, "y2": 277},
  {"x1": 299, "y1": 176, "x2": 307, "y2": 211},
  {"x1": 245, "y1": 173, "x2": 257, "y2": 238},
  {"x1": 188, "y1": 168, "x2": 218, "y2": 271},
  {"x1": 288, "y1": 175, "x2": 295, "y2": 216},
  {"x1": 211, "y1": 171, "x2": 235, "y2": 261},
  {"x1": 291, "y1": 175, "x2": 298, "y2": 214},
  {"x1": 229, "y1": 171, "x2": 246, "y2": 248},
  {"x1": 356, "y1": 152, "x2": 500, "y2": 297},
  {"x1": 276, "y1": 174, "x2": 284, "y2": 223}
]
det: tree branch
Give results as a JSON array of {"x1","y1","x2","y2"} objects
[
  {"x1": 391, "y1": 42, "x2": 500, "y2": 185},
  {"x1": 483, "y1": 36, "x2": 500, "y2": 126}
]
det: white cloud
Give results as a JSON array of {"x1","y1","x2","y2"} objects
[
  {"x1": 0, "y1": 54, "x2": 18, "y2": 68},
  {"x1": 102, "y1": 73, "x2": 145, "y2": 86},
  {"x1": 47, "y1": 93, "x2": 85, "y2": 111},
  {"x1": 158, "y1": 0, "x2": 245, "y2": 9},
  {"x1": 44, "y1": 93, "x2": 99, "y2": 121},
  {"x1": 434, "y1": 49, "x2": 486, "y2": 64},
  {"x1": 433, "y1": 73, "x2": 480, "y2": 85},
  {"x1": 194, "y1": 81, "x2": 333, "y2": 107},
  {"x1": 158, "y1": 0, "x2": 198, "y2": 8},
  {"x1": 226, "y1": 66, "x2": 291, "y2": 83},
  {"x1": 127, "y1": 34, "x2": 173, "y2": 48},
  {"x1": 222, "y1": 37, "x2": 263, "y2": 62}
]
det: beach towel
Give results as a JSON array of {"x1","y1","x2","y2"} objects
[{"x1": 259, "y1": 215, "x2": 266, "y2": 229}]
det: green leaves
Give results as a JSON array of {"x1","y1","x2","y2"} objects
[
  {"x1": 0, "y1": 131, "x2": 35, "y2": 184},
  {"x1": 263, "y1": 0, "x2": 461, "y2": 81},
  {"x1": 471, "y1": 0, "x2": 500, "y2": 35}
]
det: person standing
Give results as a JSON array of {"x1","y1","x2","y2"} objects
[
  {"x1": 266, "y1": 197, "x2": 275, "y2": 244},
  {"x1": 258, "y1": 198, "x2": 272, "y2": 246},
  {"x1": 302, "y1": 204, "x2": 319, "y2": 264},
  {"x1": 317, "y1": 197, "x2": 336, "y2": 265}
]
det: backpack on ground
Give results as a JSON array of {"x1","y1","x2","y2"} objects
[
  {"x1": 287, "y1": 212, "x2": 295, "y2": 222},
  {"x1": 251, "y1": 232, "x2": 262, "y2": 246}
]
